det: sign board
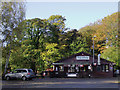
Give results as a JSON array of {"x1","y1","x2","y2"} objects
[{"x1": 76, "y1": 56, "x2": 89, "y2": 60}]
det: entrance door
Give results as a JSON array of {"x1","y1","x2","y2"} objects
[
  {"x1": 68, "y1": 65, "x2": 77, "y2": 73},
  {"x1": 67, "y1": 65, "x2": 78, "y2": 77}
]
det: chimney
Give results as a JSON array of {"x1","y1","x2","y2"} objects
[{"x1": 98, "y1": 54, "x2": 101, "y2": 65}]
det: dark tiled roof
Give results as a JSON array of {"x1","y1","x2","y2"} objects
[{"x1": 55, "y1": 51, "x2": 113, "y2": 64}]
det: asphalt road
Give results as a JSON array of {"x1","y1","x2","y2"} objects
[{"x1": 1, "y1": 77, "x2": 120, "y2": 88}]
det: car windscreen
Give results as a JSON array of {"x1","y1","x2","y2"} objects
[
  {"x1": 28, "y1": 69, "x2": 33, "y2": 72},
  {"x1": 21, "y1": 70, "x2": 27, "y2": 73}
]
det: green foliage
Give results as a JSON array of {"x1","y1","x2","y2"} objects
[
  {"x1": 1, "y1": 1, "x2": 26, "y2": 74},
  {"x1": 41, "y1": 43, "x2": 61, "y2": 69},
  {"x1": 70, "y1": 36, "x2": 90, "y2": 55},
  {"x1": 1, "y1": 2, "x2": 26, "y2": 44},
  {"x1": 2, "y1": 12, "x2": 119, "y2": 73},
  {"x1": 5, "y1": 15, "x2": 67, "y2": 72},
  {"x1": 101, "y1": 46, "x2": 119, "y2": 66},
  {"x1": 78, "y1": 12, "x2": 118, "y2": 65}
]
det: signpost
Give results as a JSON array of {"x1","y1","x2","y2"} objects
[{"x1": 76, "y1": 56, "x2": 89, "y2": 60}]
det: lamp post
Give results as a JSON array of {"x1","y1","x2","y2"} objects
[{"x1": 93, "y1": 36, "x2": 96, "y2": 64}]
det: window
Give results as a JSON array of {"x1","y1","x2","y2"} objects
[
  {"x1": 68, "y1": 65, "x2": 75, "y2": 72},
  {"x1": 21, "y1": 70, "x2": 27, "y2": 73},
  {"x1": 101, "y1": 64, "x2": 105, "y2": 72},
  {"x1": 56, "y1": 67, "x2": 58, "y2": 71},
  {"x1": 105, "y1": 64, "x2": 109, "y2": 72},
  {"x1": 59, "y1": 66, "x2": 64, "y2": 71},
  {"x1": 15, "y1": 70, "x2": 27, "y2": 73},
  {"x1": 13, "y1": 70, "x2": 17, "y2": 73},
  {"x1": 96, "y1": 66, "x2": 101, "y2": 72},
  {"x1": 15, "y1": 70, "x2": 21, "y2": 73},
  {"x1": 101, "y1": 64, "x2": 109, "y2": 72}
]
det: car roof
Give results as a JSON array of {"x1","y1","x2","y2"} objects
[{"x1": 15, "y1": 68, "x2": 29, "y2": 70}]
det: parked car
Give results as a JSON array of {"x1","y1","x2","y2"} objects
[{"x1": 5, "y1": 68, "x2": 36, "y2": 81}]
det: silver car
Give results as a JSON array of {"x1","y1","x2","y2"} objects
[{"x1": 5, "y1": 69, "x2": 36, "y2": 81}]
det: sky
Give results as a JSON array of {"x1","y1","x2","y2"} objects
[{"x1": 26, "y1": 2, "x2": 118, "y2": 30}]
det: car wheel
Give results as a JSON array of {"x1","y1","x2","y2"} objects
[
  {"x1": 6, "y1": 76, "x2": 10, "y2": 80},
  {"x1": 22, "y1": 76, "x2": 26, "y2": 81}
]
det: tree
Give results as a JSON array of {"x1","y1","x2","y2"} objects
[
  {"x1": 94, "y1": 12, "x2": 118, "y2": 53},
  {"x1": 41, "y1": 43, "x2": 60, "y2": 70},
  {"x1": 70, "y1": 36, "x2": 90, "y2": 55},
  {"x1": 20, "y1": 18, "x2": 48, "y2": 72},
  {"x1": 78, "y1": 12, "x2": 118, "y2": 66},
  {"x1": 101, "y1": 46, "x2": 119, "y2": 66},
  {"x1": 47, "y1": 15, "x2": 67, "y2": 44},
  {"x1": 48, "y1": 15, "x2": 66, "y2": 32},
  {"x1": 21, "y1": 16, "x2": 67, "y2": 72},
  {"x1": 1, "y1": 1, "x2": 26, "y2": 74}
]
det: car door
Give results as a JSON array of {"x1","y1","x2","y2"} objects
[
  {"x1": 15, "y1": 70, "x2": 22, "y2": 79},
  {"x1": 10, "y1": 70, "x2": 17, "y2": 78}
]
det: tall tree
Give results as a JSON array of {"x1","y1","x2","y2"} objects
[
  {"x1": 78, "y1": 12, "x2": 118, "y2": 65},
  {"x1": 41, "y1": 43, "x2": 60, "y2": 70},
  {"x1": 47, "y1": 15, "x2": 67, "y2": 44},
  {"x1": 59, "y1": 29, "x2": 79, "y2": 56},
  {"x1": 1, "y1": 1, "x2": 26, "y2": 74},
  {"x1": 101, "y1": 46, "x2": 119, "y2": 66},
  {"x1": 20, "y1": 18, "x2": 46, "y2": 72}
]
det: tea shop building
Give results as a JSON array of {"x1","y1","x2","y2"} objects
[{"x1": 52, "y1": 52, "x2": 115, "y2": 78}]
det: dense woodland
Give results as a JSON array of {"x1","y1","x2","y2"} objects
[{"x1": 1, "y1": 2, "x2": 119, "y2": 74}]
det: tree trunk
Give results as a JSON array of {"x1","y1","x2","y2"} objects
[{"x1": 4, "y1": 42, "x2": 11, "y2": 75}]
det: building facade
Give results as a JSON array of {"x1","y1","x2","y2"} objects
[{"x1": 51, "y1": 52, "x2": 115, "y2": 78}]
